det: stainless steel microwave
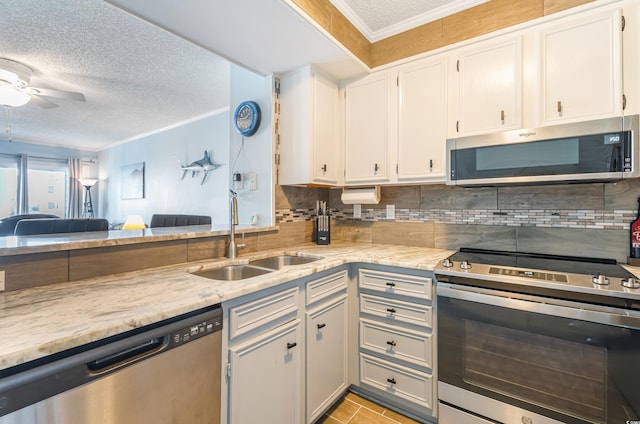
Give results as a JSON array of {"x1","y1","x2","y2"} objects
[{"x1": 446, "y1": 115, "x2": 639, "y2": 186}]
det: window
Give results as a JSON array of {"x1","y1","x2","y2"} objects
[
  {"x1": 27, "y1": 158, "x2": 67, "y2": 217},
  {"x1": 0, "y1": 156, "x2": 18, "y2": 217},
  {"x1": 0, "y1": 155, "x2": 68, "y2": 218}
]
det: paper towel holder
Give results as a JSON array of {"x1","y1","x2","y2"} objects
[{"x1": 340, "y1": 186, "x2": 381, "y2": 205}]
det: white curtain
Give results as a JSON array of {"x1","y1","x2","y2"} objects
[
  {"x1": 67, "y1": 158, "x2": 83, "y2": 218},
  {"x1": 16, "y1": 154, "x2": 28, "y2": 214}
]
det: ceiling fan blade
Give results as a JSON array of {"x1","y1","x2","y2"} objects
[
  {"x1": 28, "y1": 86, "x2": 85, "y2": 102},
  {"x1": 30, "y1": 95, "x2": 59, "y2": 109}
]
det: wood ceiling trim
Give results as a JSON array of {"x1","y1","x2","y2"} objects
[
  {"x1": 293, "y1": 0, "x2": 597, "y2": 69},
  {"x1": 370, "y1": 20, "x2": 444, "y2": 68},
  {"x1": 291, "y1": 0, "x2": 371, "y2": 65},
  {"x1": 544, "y1": 0, "x2": 595, "y2": 15},
  {"x1": 442, "y1": 0, "x2": 543, "y2": 46}
]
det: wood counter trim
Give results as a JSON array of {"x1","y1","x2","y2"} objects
[
  {"x1": 69, "y1": 240, "x2": 189, "y2": 281},
  {"x1": 292, "y1": 0, "x2": 596, "y2": 68},
  {"x1": 0, "y1": 252, "x2": 68, "y2": 291}
]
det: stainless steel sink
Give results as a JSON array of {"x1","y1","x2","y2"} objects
[
  {"x1": 248, "y1": 255, "x2": 320, "y2": 270},
  {"x1": 192, "y1": 265, "x2": 273, "y2": 281}
]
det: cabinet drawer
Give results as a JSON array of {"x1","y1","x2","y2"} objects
[
  {"x1": 229, "y1": 286, "x2": 299, "y2": 339},
  {"x1": 359, "y1": 269, "x2": 431, "y2": 300},
  {"x1": 360, "y1": 293, "x2": 432, "y2": 328},
  {"x1": 306, "y1": 270, "x2": 348, "y2": 305},
  {"x1": 359, "y1": 353, "x2": 432, "y2": 409},
  {"x1": 360, "y1": 319, "x2": 432, "y2": 368}
]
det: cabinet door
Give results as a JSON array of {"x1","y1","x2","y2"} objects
[
  {"x1": 345, "y1": 72, "x2": 392, "y2": 183},
  {"x1": 313, "y1": 72, "x2": 340, "y2": 184},
  {"x1": 539, "y1": 9, "x2": 622, "y2": 125},
  {"x1": 397, "y1": 57, "x2": 447, "y2": 181},
  {"x1": 279, "y1": 67, "x2": 340, "y2": 185},
  {"x1": 455, "y1": 37, "x2": 522, "y2": 136},
  {"x1": 228, "y1": 319, "x2": 302, "y2": 424},
  {"x1": 306, "y1": 296, "x2": 348, "y2": 422}
]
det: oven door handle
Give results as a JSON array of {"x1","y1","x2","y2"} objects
[{"x1": 437, "y1": 282, "x2": 640, "y2": 329}]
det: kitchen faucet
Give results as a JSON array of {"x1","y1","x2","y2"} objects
[{"x1": 227, "y1": 189, "x2": 241, "y2": 259}]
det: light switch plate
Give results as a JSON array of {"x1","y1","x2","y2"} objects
[
  {"x1": 0, "y1": 270, "x2": 5, "y2": 291},
  {"x1": 353, "y1": 204, "x2": 361, "y2": 219},
  {"x1": 386, "y1": 204, "x2": 395, "y2": 220},
  {"x1": 248, "y1": 173, "x2": 257, "y2": 190}
]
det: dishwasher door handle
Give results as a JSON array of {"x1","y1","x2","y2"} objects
[{"x1": 87, "y1": 336, "x2": 168, "y2": 375}]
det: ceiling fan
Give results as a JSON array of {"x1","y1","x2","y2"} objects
[{"x1": 0, "y1": 58, "x2": 86, "y2": 109}]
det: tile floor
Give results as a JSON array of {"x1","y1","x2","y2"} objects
[{"x1": 317, "y1": 392, "x2": 422, "y2": 424}]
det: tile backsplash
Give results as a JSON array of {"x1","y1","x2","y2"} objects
[{"x1": 275, "y1": 180, "x2": 640, "y2": 262}]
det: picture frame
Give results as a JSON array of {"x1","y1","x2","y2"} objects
[{"x1": 121, "y1": 162, "x2": 145, "y2": 199}]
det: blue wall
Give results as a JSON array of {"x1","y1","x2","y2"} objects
[{"x1": 98, "y1": 111, "x2": 231, "y2": 226}]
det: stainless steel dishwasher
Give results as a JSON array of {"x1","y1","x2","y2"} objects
[{"x1": 0, "y1": 304, "x2": 222, "y2": 424}]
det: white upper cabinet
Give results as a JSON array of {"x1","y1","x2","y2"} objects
[
  {"x1": 397, "y1": 57, "x2": 448, "y2": 181},
  {"x1": 538, "y1": 8, "x2": 623, "y2": 126},
  {"x1": 450, "y1": 36, "x2": 523, "y2": 137},
  {"x1": 345, "y1": 71, "x2": 392, "y2": 184},
  {"x1": 345, "y1": 55, "x2": 448, "y2": 184},
  {"x1": 279, "y1": 66, "x2": 340, "y2": 185}
]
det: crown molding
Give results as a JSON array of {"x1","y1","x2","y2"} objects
[{"x1": 330, "y1": 0, "x2": 489, "y2": 42}]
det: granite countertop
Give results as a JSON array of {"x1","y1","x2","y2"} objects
[
  {"x1": 0, "y1": 224, "x2": 277, "y2": 256},
  {"x1": 0, "y1": 242, "x2": 454, "y2": 372}
]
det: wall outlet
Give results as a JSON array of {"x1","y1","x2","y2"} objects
[
  {"x1": 0, "y1": 270, "x2": 5, "y2": 292},
  {"x1": 248, "y1": 172, "x2": 257, "y2": 190},
  {"x1": 353, "y1": 204, "x2": 362, "y2": 219},
  {"x1": 386, "y1": 204, "x2": 395, "y2": 220},
  {"x1": 250, "y1": 213, "x2": 258, "y2": 225}
]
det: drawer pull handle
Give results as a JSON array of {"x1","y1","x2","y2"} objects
[
  {"x1": 386, "y1": 282, "x2": 396, "y2": 287},
  {"x1": 500, "y1": 109, "x2": 505, "y2": 122},
  {"x1": 286, "y1": 342, "x2": 297, "y2": 350},
  {"x1": 321, "y1": 164, "x2": 327, "y2": 172},
  {"x1": 386, "y1": 308, "x2": 396, "y2": 314},
  {"x1": 387, "y1": 378, "x2": 397, "y2": 385},
  {"x1": 386, "y1": 341, "x2": 396, "y2": 347},
  {"x1": 557, "y1": 100, "x2": 562, "y2": 113},
  {"x1": 317, "y1": 323, "x2": 326, "y2": 329}
]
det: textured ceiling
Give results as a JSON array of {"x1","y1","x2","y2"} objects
[
  {"x1": 332, "y1": 0, "x2": 489, "y2": 41},
  {"x1": 0, "y1": 0, "x2": 487, "y2": 151},
  {"x1": 0, "y1": 0, "x2": 230, "y2": 151}
]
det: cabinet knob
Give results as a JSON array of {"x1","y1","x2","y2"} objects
[
  {"x1": 386, "y1": 377, "x2": 397, "y2": 385},
  {"x1": 321, "y1": 164, "x2": 327, "y2": 173},
  {"x1": 286, "y1": 342, "x2": 297, "y2": 350},
  {"x1": 386, "y1": 340, "x2": 397, "y2": 347},
  {"x1": 557, "y1": 100, "x2": 562, "y2": 114},
  {"x1": 317, "y1": 323, "x2": 326, "y2": 329},
  {"x1": 374, "y1": 163, "x2": 379, "y2": 173}
]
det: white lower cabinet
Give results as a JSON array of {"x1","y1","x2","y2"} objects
[
  {"x1": 228, "y1": 319, "x2": 303, "y2": 424},
  {"x1": 223, "y1": 269, "x2": 349, "y2": 424},
  {"x1": 223, "y1": 265, "x2": 435, "y2": 423},
  {"x1": 306, "y1": 295, "x2": 348, "y2": 423},
  {"x1": 360, "y1": 353, "x2": 433, "y2": 409},
  {"x1": 357, "y1": 268, "x2": 435, "y2": 420}
]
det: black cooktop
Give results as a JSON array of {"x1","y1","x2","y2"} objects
[{"x1": 446, "y1": 248, "x2": 630, "y2": 278}]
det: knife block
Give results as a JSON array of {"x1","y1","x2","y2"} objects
[{"x1": 315, "y1": 216, "x2": 330, "y2": 245}]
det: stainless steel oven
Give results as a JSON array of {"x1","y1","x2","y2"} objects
[{"x1": 435, "y1": 249, "x2": 640, "y2": 424}]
